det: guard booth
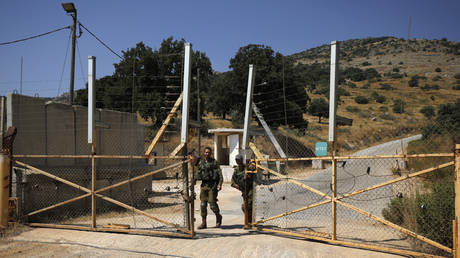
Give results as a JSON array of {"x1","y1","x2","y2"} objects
[{"x1": 208, "y1": 128, "x2": 244, "y2": 182}]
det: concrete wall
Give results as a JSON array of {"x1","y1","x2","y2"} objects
[{"x1": 7, "y1": 94, "x2": 164, "y2": 217}]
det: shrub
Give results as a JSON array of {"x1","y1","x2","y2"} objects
[
  {"x1": 379, "y1": 112, "x2": 395, "y2": 120},
  {"x1": 392, "y1": 67, "x2": 400, "y2": 73},
  {"x1": 454, "y1": 73, "x2": 460, "y2": 79},
  {"x1": 408, "y1": 78, "x2": 418, "y2": 87},
  {"x1": 435, "y1": 67, "x2": 442, "y2": 72},
  {"x1": 354, "y1": 95, "x2": 369, "y2": 104},
  {"x1": 345, "y1": 106, "x2": 360, "y2": 113},
  {"x1": 453, "y1": 85, "x2": 460, "y2": 90},
  {"x1": 375, "y1": 95, "x2": 386, "y2": 103},
  {"x1": 420, "y1": 106, "x2": 435, "y2": 120},
  {"x1": 380, "y1": 83, "x2": 394, "y2": 90},
  {"x1": 347, "y1": 82, "x2": 357, "y2": 88},
  {"x1": 392, "y1": 99, "x2": 406, "y2": 113},
  {"x1": 432, "y1": 75, "x2": 442, "y2": 81},
  {"x1": 379, "y1": 106, "x2": 388, "y2": 112},
  {"x1": 399, "y1": 61, "x2": 404, "y2": 65},
  {"x1": 360, "y1": 84, "x2": 370, "y2": 89},
  {"x1": 362, "y1": 61, "x2": 372, "y2": 66}
]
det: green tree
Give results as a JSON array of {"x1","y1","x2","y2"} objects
[
  {"x1": 222, "y1": 44, "x2": 309, "y2": 129},
  {"x1": 392, "y1": 99, "x2": 406, "y2": 114},
  {"x1": 75, "y1": 38, "x2": 212, "y2": 128},
  {"x1": 420, "y1": 106, "x2": 435, "y2": 120},
  {"x1": 307, "y1": 98, "x2": 329, "y2": 123}
]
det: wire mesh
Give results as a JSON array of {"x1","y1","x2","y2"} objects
[{"x1": 8, "y1": 48, "x2": 192, "y2": 235}]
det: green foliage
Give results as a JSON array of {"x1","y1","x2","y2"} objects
[
  {"x1": 454, "y1": 73, "x2": 460, "y2": 79},
  {"x1": 422, "y1": 99, "x2": 460, "y2": 139},
  {"x1": 421, "y1": 84, "x2": 440, "y2": 91},
  {"x1": 420, "y1": 106, "x2": 435, "y2": 120},
  {"x1": 392, "y1": 99, "x2": 406, "y2": 113},
  {"x1": 360, "y1": 83, "x2": 370, "y2": 89},
  {"x1": 392, "y1": 67, "x2": 400, "y2": 73},
  {"x1": 375, "y1": 95, "x2": 386, "y2": 103},
  {"x1": 354, "y1": 95, "x2": 369, "y2": 104},
  {"x1": 380, "y1": 83, "x2": 394, "y2": 90},
  {"x1": 345, "y1": 106, "x2": 360, "y2": 113},
  {"x1": 435, "y1": 67, "x2": 442, "y2": 72},
  {"x1": 432, "y1": 75, "x2": 442, "y2": 81},
  {"x1": 408, "y1": 78, "x2": 418, "y2": 87},
  {"x1": 361, "y1": 61, "x2": 372, "y2": 66},
  {"x1": 382, "y1": 178, "x2": 454, "y2": 249},
  {"x1": 227, "y1": 44, "x2": 309, "y2": 129},
  {"x1": 307, "y1": 98, "x2": 329, "y2": 123},
  {"x1": 75, "y1": 38, "x2": 212, "y2": 128},
  {"x1": 347, "y1": 81, "x2": 357, "y2": 88},
  {"x1": 452, "y1": 85, "x2": 460, "y2": 90},
  {"x1": 342, "y1": 67, "x2": 380, "y2": 82}
]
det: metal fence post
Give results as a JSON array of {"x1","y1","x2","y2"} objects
[
  {"x1": 455, "y1": 144, "x2": 460, "y2": 257},
  {"x1": 88, "y1": 56, "x2": 96, "y2": 229},
  {"x1": 329, "y1": 41, "x2": 339, "y2": 240},
  {"x1": 181, "y1": 43, "x2": 192, "y2": 232}
]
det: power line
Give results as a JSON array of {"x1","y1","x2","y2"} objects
[
  {"x1": 78, "y1": 22, "x2": 123, "y2": 59},
  {"x1": 0, "y1": 26, "x2": 71, "y2": 46}
]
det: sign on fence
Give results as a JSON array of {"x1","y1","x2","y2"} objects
[{"x1": 315, "y1": 142, "x2": 328, "y2": 156}]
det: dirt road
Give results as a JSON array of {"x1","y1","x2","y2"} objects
[{"x1": 0, "y1": 184, "x2": 404, "y2": 257}]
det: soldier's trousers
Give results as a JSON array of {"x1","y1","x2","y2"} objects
[{"x1": 200, "y1": 185, "x2": 220, "y2": 217}]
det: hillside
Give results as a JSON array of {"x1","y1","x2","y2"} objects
[{"x1": 206, "y1": 37, "x2": 460, "y2": 155}]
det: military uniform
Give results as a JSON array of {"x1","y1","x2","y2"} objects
[
  {"x1": 231, "y1": 164, "x2": 253, "y2": 223},
  {"x1": 195, "y1": 157, "x2": 223, "y2": 220}
]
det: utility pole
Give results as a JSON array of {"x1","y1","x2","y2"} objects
[
  {"x1": 197, "y1": 68, "x2": 201, "y2": 154},
  {"x1": 408, "y1": 16, "x2": 412, "y2": 40},
  {"x1": 62, "y1": 2, "x2": 77, "y2": 105}
]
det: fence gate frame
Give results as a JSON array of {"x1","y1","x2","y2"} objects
[
  {"x1": 12, "y1": 154, "x2": 194, "y2": 238},
  {"x1": 248, "y1": 142, "x2": 458, "y2": 257}
]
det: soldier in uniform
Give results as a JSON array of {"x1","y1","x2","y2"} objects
[
  {"x1": 231, "y1": 154, "x2": 254, "y2": 224},
  {"x1": 192, "y1": 147, "x2": 223, "y2": 229}
]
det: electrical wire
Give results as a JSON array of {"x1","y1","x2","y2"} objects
[
  {"x1": 57, "y1": 30, "x2": 73, "y2": 97},
  {"x1": 78, "y1": 22, "x2": 123, "y2": 59},
  {"x1": 0, "y1": 26, "x2": 71, "y2": 46}
]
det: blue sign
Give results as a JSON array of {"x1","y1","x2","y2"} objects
[{"x1": 315, "y1": 142, "x2": 328, "y2": 156}]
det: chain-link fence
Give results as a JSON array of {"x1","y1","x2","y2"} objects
[
  {"x1": 8, "y1": 48, "x2": 197, "y2": 237},
  {"x1": 249, "y1": 56, "x2": 459, "y2": 255}
]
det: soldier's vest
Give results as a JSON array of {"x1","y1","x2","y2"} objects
[{"x1": 197, "y1": 159, "x2": 219, "y2": 181}]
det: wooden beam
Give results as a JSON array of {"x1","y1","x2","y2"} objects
[
  {"x1": 94, "y1": 193, "x2": 190, "y2": 235},
  {"x1": 254, "y1": 199, "x2": 331, "y2": 225},
  {"x1": 259, "y1": 228, "x2": 442, "y2": 258},
  {"x1": 27, "y1": 223, "x2": 193, "y2": 238},
  {"x1": 258, "y1": 164, "x2": 331, "y2": 200},
  {"x1": 27, "y1": 193, "x2": 91, "y2": 217},
  {"x1": 95, "y1": 160, "x2": 188, "y2": 194},
  {"x1": 14, "y1": 161, "x2": 91, "y2": 193},
  {"x1": 336, "y1": 199, "x2": 452, "y2": 253},
  {"x1": 170, "y1": 142, "x2": 185, "y2": 157},
  {"x1": 145, "y1": 92, "x2": 183, "y2": 155},
  {"x1": 337, "y1": 161, "x2": 454, "y2": 201}
]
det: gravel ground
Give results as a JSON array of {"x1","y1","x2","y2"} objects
[{"x1": 0, "y1": 185, "x2": 405, "y2": 258}]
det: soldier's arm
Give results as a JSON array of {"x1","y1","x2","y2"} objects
[
  {"x1": 216, "y1": 163, "x2": 223, "y2": 190},
  {"x1": 230, "y1": 168, "x2": 239, "y2": 189}
]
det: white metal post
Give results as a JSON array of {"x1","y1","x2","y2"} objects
[
  {"x1": 181, "y1": 43, "x2": 192, "y2": 143},
  {"x1": 242, "y1": 64, "x2": 255, "y2": 160},
  {"x1": 88, "y1": 56, "x2": 96, "y2": 144},
  {"x1": 328, "y1": 41, "x2": 339, "y2": 142}
]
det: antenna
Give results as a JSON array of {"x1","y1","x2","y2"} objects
[{"x1": 408, "y1": 16, "x2": 412, "y2": 40}]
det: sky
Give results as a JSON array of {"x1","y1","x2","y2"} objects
[{"x1": 1, "y1": 0, "x2": 459, "y2": 98}]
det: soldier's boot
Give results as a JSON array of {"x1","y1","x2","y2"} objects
[
  {"x1": 216, "y1": 213, "x2": 222, "y2": 228},
  {"x1": 198, "y1": 216, "x2": 207, "y2": 229}
]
